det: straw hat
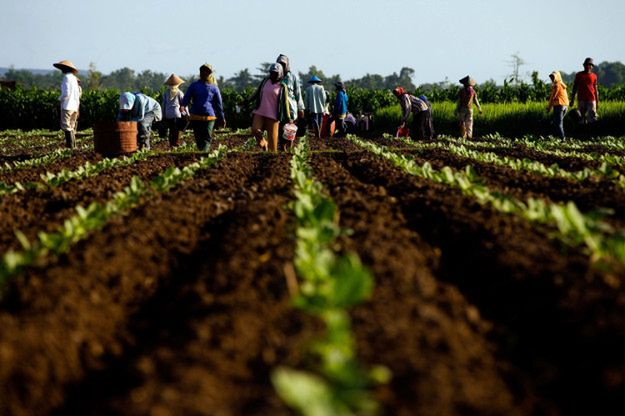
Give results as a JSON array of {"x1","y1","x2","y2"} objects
[
  {"x1": 459, "y1": 75, "x2": 476, "y2": 86},
  {"x1": 164, "y1": 73, "x2": 185, "y2": 86},
  {"x1": 308, "y1": 75, "x2": 322, "y2": 83},
  {"x1": 53, "y1": 60, "x2": 78, "y2": 73}
]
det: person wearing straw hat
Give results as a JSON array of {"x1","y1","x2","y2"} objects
[
  {"x1": 162, "y1": 73, "x2": 187, "y2": 147},
  {"x1": 304, "y1": 75, "x2": 326, "y2": 138},
  {"x1": 456, "y1": 76, "x2": 482, "y2": 140},
  {"x1": 571, "y1": 57, "x2": 599, "y2": 125},
  {"x1": 53, "y1": 60, "x2": 81, "y2": 149},
  {"x1": 180, "y1": 64, "x2": 225, "y2": 152},
  {"x1": 117, "y1": 92, "x2": 162, "y2": 151}
]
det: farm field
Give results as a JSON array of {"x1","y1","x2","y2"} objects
[{"x1": 1, "y1": 129, "x2": 625, "y2": 415}]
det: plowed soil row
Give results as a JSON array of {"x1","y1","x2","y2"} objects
[
  {"x1": 0, "y1": 152, "x2": 104, "y2": 185},
  {"x1": 0, "y1": 153, "x2": 321, "y2": 416},
  {"x1": 0, "y1": 153, "x2": 202, "y2": 253},
  {"x1": 366, "y1": 136, "x2": 621, "y2": 172},
  {"x1": 359, "y1": 137, "x2": 625, "y2": 226},
  {"x1": 322, "y1": 139, "x2": 625, "y2": 415},
  {"x1": 310, "y1": 153, "x2": 529, "y2": 415}
]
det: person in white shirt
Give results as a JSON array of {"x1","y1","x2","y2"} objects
[{"x1": 53, "y1": 60, "x2": 81, "y2": 149}]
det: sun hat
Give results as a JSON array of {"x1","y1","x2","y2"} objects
[
  {"x1": 53, "y1": 60, "x2": 78, "y2": 73},
  {"x1": 164, "y1": 73, "x2": 185, "y2": 86},
  {"x1": 199, "y1": 63, "x2": 213, "y2": 72},
  {"x1": 459, "y1": 76, "x2": 476, "y2": 86},
  {"x1": 119, "y1": 92, "x2": 136, "y2": 110},
  {"x1": 335, "y1": 81, "x2": 345, "y2": 89},
  {"x1": 308, "y1": 75, "x2": 322, "y2": 83},
  {"x1": 583, "y1": 57, "x2": 594, "y2": 67}
]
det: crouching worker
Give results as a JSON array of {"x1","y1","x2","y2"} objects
[
  {"x1": 392, "y1": 87, "x2": 433, "y2": 140},
  {"x1": 118, "y1": 92, "x2": 162, "y2": 151}
]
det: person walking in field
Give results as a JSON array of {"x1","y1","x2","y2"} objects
[
  {"x1": 456, "y1": 76, "x2": 482, "y2": 140},
  {"x1": 547, "y1": 71, "x2": 569, "y2": 139},
  {"x1": 161, "y1": 74, "x2": 187, "y2": 148},
  {"x1": 248, "y1": 63, "x2": 284, "y2": 151},
  {"x1": 54, "y1": 60, "x2": 81, "y2": 149},
  {"x1": 571, "y1": 57, "x2": 599, "y2": 125},
  {"x1": 333, "y1": 81, "x2": 349, "y2": 137},
  {"x1": 304, "y1": 75, "x2": 326, "y2": 138},
  {"x1": 276, "y1": 54, "x2": 305, "y2": 151},
  {"x1": 117, "y1": 92, "x2": 162, "y2": 151},
  {"x1": 181, "y1": 64, "x2": 226, "y2": 152},
  {"x1": 392, "y1": 86, "x2": 433, "y2": 140}
]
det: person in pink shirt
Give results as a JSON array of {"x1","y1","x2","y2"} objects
[{"x1": 249, "y1": 63, "x2": 283, "y2": 151}]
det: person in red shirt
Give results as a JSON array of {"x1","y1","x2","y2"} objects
[{"x1": 571, "y1": 57, "x2": 599, "y2": 124}]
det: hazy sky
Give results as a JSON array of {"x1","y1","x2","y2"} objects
[{"x1": 2, "y1": 0, "x2": 624, "y2": 84}]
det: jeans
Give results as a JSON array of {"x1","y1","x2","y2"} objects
[
  {"x1": 551, "y1": 106, "x2": 567, "y2": 139},
  {"x1": 191, "y1": 120, "x2": 215, "y2": 151},
  {"x1": 309, "y1": 113, "x2": 323, "y2": 138},
  {"x1": 138, "y1": 112, "x2": 158, "y2": 150}
]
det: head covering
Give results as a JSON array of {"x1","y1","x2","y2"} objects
[
  {"x1": 269, "y1": 63, "x2": 283, "y2": 78},
  {"x1": 308, "y1": 75, "x2": 322, "y2": 84},
  {"x1": 583, "y1": 57, "x2": 594, "y2": 67},
  {"x1": 549, "y1": 71, "x2": 563, "y2": 83},
  {"x1": 335, "y1": 81, "x2": 345, "y2": 90},
  {"x1": 199, "y1": 63, "x2": 213, "y2": 73},
  {"x1": 276, "y1": 54, "x2": 290, "y2": 73},
  {"x1": 393, "y1": 86, "x2": 407, "y2": 96},
  {"x1": 53, "y1": 60, "x2": 78, "y2": 73},
  {"x1": 459, "y1": 76, "x2": 476, "y2": 86},
  {"x1": 119, "y1": 92, "x2": 136, "y2": 110},
  {"x1": 164, "y1": 73, "x2": 185, "y2": 86}
]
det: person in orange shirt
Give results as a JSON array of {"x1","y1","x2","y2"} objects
[{"x1": 547, "y1": 71, "x2": 569, "y2": 139}]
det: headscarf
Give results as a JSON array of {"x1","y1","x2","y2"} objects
[
  {"x1": 119, "y1": 92, "x2": 135, "y2": 110},
  {"x1": 393, "y1": 86, "x2": 407, "y2": 96},
  {"x1": 269, "y1": 63, "x2": 284, "y2": 79},
  {"x1": 276, "y1": 54, "x2": 290, "y2": 73},
  {"x1": 200, "y1": 63, "x2": 218, "y2": 85}
]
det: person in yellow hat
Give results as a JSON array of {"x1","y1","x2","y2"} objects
[
  {"x1": 53, "y1": 60, "x2": 81, "y2": 149},
  {"x1": 161, "y1": 73, "x2": 187, "y2": 147}
]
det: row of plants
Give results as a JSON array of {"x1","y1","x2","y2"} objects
[
  {"x1": 0, "y1": 144, "x2": 233, "y2": 287},
  {"x1": 478, "y1": 132, "x2": 625, "y2": 151},
  {"x1": 272, "y1": 135, "x2": 389, "y2": 416},
  {"x1": 0, "y1": 144, "x2": 91, "y2": 173},
  {"x1": 439, "y1": 135, "x2": 625, "y2": 168},
  {"x1": 347, "y1": 135, "x2": 625, "y2": 272},
  {"x1": 0, "y1": 150, "x2": 152, "y2": 197},
  {"x1": 3, "y1": 86, "x2": 625, "y2": 137},
  {"x1": 374, "y1": 101, "x2": 625, "y2": 137},
  {"x1": 387, "y1": 134, "x2": 625, "y2": 187}
]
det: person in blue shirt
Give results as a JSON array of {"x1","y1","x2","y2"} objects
[
  {"x1": 117, "y1": 92, "x2": 162, "y2": 151},
  {"x1": 180, "y1": 64, "x2": 226, "y2": 151},
  {"x1": 332, "y1": 81, "x2": 349, "y2": 137}
]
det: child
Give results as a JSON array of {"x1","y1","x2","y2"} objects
[
  {"x1": 456, "y1": 76, "x2": 482, "y2": 139},
  {"x1": 162, "y1": 74, "x2": 187, "y2": 147},
  {"x1": 547, "y1": 71, "x2": 569, "y2": 139}
]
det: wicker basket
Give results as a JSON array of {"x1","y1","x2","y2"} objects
[{"x1": 93, "y1": 121, "x2": 138, "y2": 156}]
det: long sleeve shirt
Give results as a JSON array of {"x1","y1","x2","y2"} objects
[
  {"x1": 117, "y1": 93, "x2": 162, "y2": 122},
  {"x1": 457, "y1": 86, "x2": 481, "y2": 111},
  {"x1": 59, "y1": 73, "x2": 80, "y2": 111},
  {"x1": 304, "y1": 84, "x2": 327, "y2": 114},
  {"x1": 181, "y1": 80, "x2": 225, "y2": 120},
  {"x1": 334, "y1": 90, "x2": 348, "y2": 117},
  {"x1": 399, "y1": 94, "x2": 428, "y2": 123},
  {"x1": 283, "y1": 72, "x2": 305, "y2": 116},
  {"x1": 162, "y1": 89, "x2": 185, "y2": 119}
]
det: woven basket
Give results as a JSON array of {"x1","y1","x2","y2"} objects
[{"x1": 93, "y1": 121, "x2": 138, "y2": 156}]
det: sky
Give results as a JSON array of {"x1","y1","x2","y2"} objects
[{"x1": 1, "y1": 0, "x2": 624, "y2": 85}]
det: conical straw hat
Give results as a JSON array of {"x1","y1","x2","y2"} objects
[
  {"x1": 164, "y1": 73, "x2": 185, "y2": 86},
  {"x1": 53, "y1": 60, "x2": 78, "y2": 73}
]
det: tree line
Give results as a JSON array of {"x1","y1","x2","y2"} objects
[{"x1": 3, "y1": 61, "x2": 625, "y2": 92}]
